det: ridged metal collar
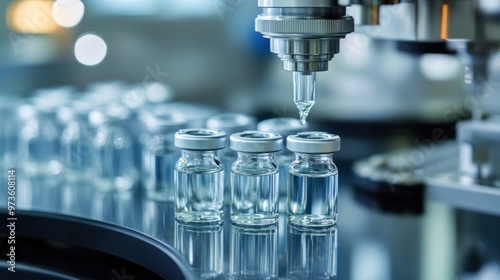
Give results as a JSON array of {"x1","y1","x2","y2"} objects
[
  {"x1": 255, "y1": 17, "x2": 354, "y2": 36},
  {"x1": 139, "y1": 105, "x2": 186, "y2": 133},
  {"x1": 206, "y1": 113, "x2": 256, "y2": 135},
  {"x1": 257, "y1": 118, "x2": 308, "y2": 139},
  {"x1": 287, "y1": 131, "x2": 340, "y2": 153},
  {"x1": 258, "y1": 0, "x2": 340, "y2": 7},
  {"x1": 88, "y1": 104, "x2": 130, "y2": 127},
  {"x1": 175, "y1": 129, "x2": 226, "y2": 150},
  {"x1": 230, "y1": 131, "x2": 283, "y2": 153}
]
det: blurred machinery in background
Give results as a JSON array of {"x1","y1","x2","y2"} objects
[
  {"x1": 254, "y1": 1, "x2": 500, "y2": 279},
  {"x1": 255, "y1": 0, "x2": 500, "y2": 121}
]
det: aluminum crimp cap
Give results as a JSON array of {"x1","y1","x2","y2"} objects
[
  {"x1": 88, "y1": 103, "x2": 130, "y2": 128},
  {"x1": 207, "y1": 113, "x2": 256, "y2": 136},
  {"x1": 257, "y1": 118, "x2": 308, "y2": 138},
  {"x1": 287, "y1": 131, "x2": 340, "y2": 153},
  {"x1": 175, "y1": 129, "x2": 226, "y2": 150},
  {"x1": 139, "y1": 105, "x2": 187, "y2": 133},
  {"x1": 230, "y1": 131, "x2": 283, "y2": 153}
]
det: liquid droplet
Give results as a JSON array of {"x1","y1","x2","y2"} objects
[
  {"x1": 299, "y1": 117, "x2": 306, "y2": 126},
  {"x1": 296, "y1": 100, "x2": 314, "y2": 126}
]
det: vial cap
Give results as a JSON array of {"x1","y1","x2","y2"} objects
[
  {"x1": 84, "y1": 81, "x2": 124, "y2": 106},
  {"x1": 33, "y1": 86, "x2": 75, "y2": 101},
  {"x1": 287, "y1": 131, "x2": 340, "y2": 153},
  {"x1": 17, "y1": 98, "x2": 58, "y2": 121},
  {"x1": 230, "y1": 131, "x2": 283, "y2": 153},
  {"x1": 175, "y1": 129, "x2": 226, "y2": 150},
  {"x1": 139, "y1": 104, "x2": 187, "y2": 133},
  {"x1": 207, "y1": 113, "x2": 256, "y2": 135},
  {"x1": 57, "y1": 99, "x2": 95, "y2": 124},
  {"x1": 257, "y1": 118, "x2": 308, "y2": 140},
  {"x1": 88, "y1": 103, "x2": 130, "y2": 127},
  {"x1": 144, "y1": 82, "x2": 174, "y2": 104},
  {"x1": 158, "y1": 102, "x2": 222, "y2": 128}
]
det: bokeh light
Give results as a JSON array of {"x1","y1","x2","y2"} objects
[
  {"x1": 419, "y1": 54, "x2": 461, "y2": 81},
  {"x1": 74, "y1": 34, "x2": 107, "y2": 66},
  {"x1": 6, "y1": 0, "x2": 60, "y2": 34},
  {"x1": 52, "y1": 0, "x2": 85, "y2": 28}
]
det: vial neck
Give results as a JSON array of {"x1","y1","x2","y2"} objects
[
  {"x1": 237, "y1": 152, "x2": 274, "y2": 161},
  {"x1": 233, "y1": 152, "x2": 278, "y2": 175},
  {"x1": 182, "y1": 149, "x2": 219, "y2": 159},
  {"x1": 295, "y1": 153, "x2": 333, "y2": 163}
]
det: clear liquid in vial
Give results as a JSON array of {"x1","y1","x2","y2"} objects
[
  {"x1": 142, "y1": 150, "x2": 177, "y2": 201},
  {"x1": 93, "y1": 145, "x2": 136, "y2": 192},
  {"x1": 231, "y1": 173, "x2": 279, "y2": 226},
  {"x1": 288, "y1": 173, "x2": 338, "y2": 227},
  {"x1": 175, "y1": 170, "x2": 224, "y2": 224}
]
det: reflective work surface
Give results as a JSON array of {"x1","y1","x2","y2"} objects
[
  {"x1": 12, "y1": 173, "x2": 337, "y2": 280},
  {"x1": 129, "y1": 198, "x2": 336, "y2": 279}
]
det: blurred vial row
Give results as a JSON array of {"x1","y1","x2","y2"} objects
[{"x1": 0, "y1": 81, "x2": 225, "y2": 208}]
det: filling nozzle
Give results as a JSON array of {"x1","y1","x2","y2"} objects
[
  {"x1": 255, "y1": 1, "x2": 354, "y2": 126},
  {"x1": 293, "y1": 71, "x2": 316, "y2": 126}
]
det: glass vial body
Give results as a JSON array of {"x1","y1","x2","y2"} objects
[
  {"x1": 140, "y1": 106, "x2": 186, "y2": 201},
  {"x1": 17, "y1": 101, "x2": 63, "y2": 178},
  {"x1": 257, "y1": 118, "x2": 308, "y2": 212},
  {"x1": 174, "y1": 129, "x2": 226, "y2": 224},
  {"x1": 287, "y1": 132, "x2": 340, "y2": 228},
  {"x1": 58, "y1": 100, "x2": 95, "y2": 183},
  {"x1": 89, "y1": 104, "x2": 137, "y2": 192},
  {"x1": 207, "y1": 113, "x2": 256, "y2": 205},
  {"x1": 230, "y1": 131, "x2": 283, "y2": 226},
  {"x1": 0, "y1": 96, "x2": 18, "y2": 171}
]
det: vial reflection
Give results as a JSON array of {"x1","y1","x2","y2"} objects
[
  {"x1": 287, "y1": 225, "x2": 337, "y2": 280},
  {"x1": 229, "y1": 223, "x2": 278, "y2": 280},
  {"x1": 175, "y1": 221, "x2": 224, "y2": 280}
]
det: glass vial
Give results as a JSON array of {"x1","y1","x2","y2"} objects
[
  {"x1": 174, "y1": 129, "x2": 226, "y2": 224},
  {"x1": 287, "y1": 132, "x2": 340, "y2": 227},
  {"x1": 258, "y1": 119, "x2": 308, "y2": 275},
  {"x1": 140, "y1": 105, "x2": 186, "y2": 201},
  {"x1": 0, "y1": 96, "x2": 19, "y2": 172},
  {"x1": 257, "y1": 118, "x2": 308, "y2": 212},
  {"x1": 89, "y1": 104, "x2": 137, "y2": 192},
  {"x1": 229, "y1": 223, "x2": 278, "y2": 280},
  {"x1": 17, "y1": 91, "x2": 73, "y2": 212},
  {"x1": 58, "y1": 99, "x2": 94, "y2": 183},
  {"x1": 287, "y1": 224, "x2": 337, "y2": 280},
  {"x1": 17, "y1": 99, "x2": 64, "y2": 179},
  {"x1": 0, "y1": 96, "x2": 18, "y2": 209},
  {"x1": 207, "y1": 113, "x2": 256, "y2": 205},
  {"x1": 175, "y1": 221, "x2": 224, "y2": 280},
  {"x1": 58, "y1": 99, "x2": 95, "y2": 216},
  {"x1": 230, "y1": 131, "x2": 282, "y2": 226}
]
